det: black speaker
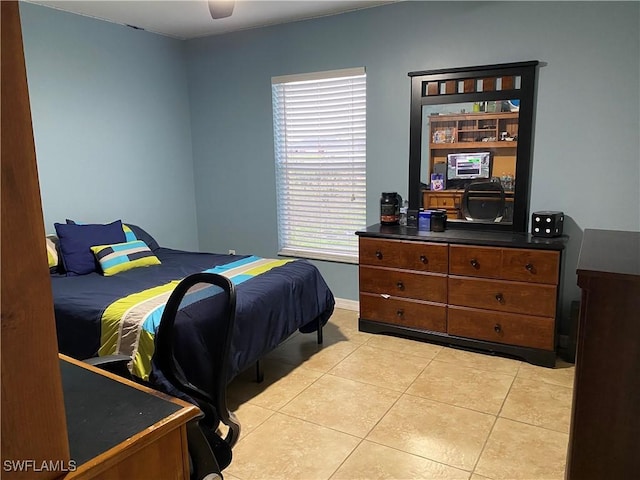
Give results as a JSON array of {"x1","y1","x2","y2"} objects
[
  {"x1": 407, "y1": 209, "x2": 419, "y2": 227},
  {"x1": 531, "y1": 211, "x2": 564, "y2": 237}
]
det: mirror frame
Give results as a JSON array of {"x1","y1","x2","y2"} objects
[{"x1": 408, "y1": 61, "x2": 539, "y2": 233}]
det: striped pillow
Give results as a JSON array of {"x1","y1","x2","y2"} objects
[
  {"x1": 91, "y1": 240, "x2": 161, "y2": 276},
  {"x1": 46, "y1": 235, "x2": 59, "y2": 271},
  {"x1": 122, "y1": 224, "x2": 137, "y2": 242}
]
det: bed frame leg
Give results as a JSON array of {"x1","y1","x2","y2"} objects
[
  {"x1": 255, "y1": 360, "x2": 264, "y2": 383},
  {"x1": 317, "y1": 317, "x2": 323, "y2": 345}
]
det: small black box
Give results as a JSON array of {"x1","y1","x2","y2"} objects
[
  {"x1": 531, "y1": 211, "x2": 564, "y2": 237},
  {"x1": 407, "y1": 209, "x2": 419, "y2": 227}
]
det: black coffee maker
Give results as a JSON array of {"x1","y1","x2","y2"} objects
[{"x1": 380, "y1": 192, "x2": 402, "y2": 225}]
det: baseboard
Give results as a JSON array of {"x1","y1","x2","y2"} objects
[{"x1": 335, "y1": 297, "x2": 359, "y2": 312}]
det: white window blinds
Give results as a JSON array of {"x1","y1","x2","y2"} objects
[{"x1": 272, "y1": 67, "x2": 366, "y2": 264}]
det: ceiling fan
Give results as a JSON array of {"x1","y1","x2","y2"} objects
[{"x1": 208, "y1": 0, "x2": 235, "y2": 19}]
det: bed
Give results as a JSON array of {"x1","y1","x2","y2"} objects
[{"x1": 49, "y1": 222, "x2": 335, "y2": 394}]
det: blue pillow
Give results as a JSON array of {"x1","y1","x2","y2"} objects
[
  {"x1": 55, "y1": 220, "x2": 126, "y2": 276},
  {"x1": 123, "y1": 223, "x2": 160, "y2": 252},
  {"x1": 66, "y1": 220, "x2": 160, "y2": 252}
]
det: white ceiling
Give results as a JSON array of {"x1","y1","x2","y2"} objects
[{"x1": 26, "y1": 0, "x2": 395, "y2": 40}]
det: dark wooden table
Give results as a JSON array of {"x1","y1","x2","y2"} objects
[{"x1": 60, "y1": 355, "x2": 200, "y2": 479}]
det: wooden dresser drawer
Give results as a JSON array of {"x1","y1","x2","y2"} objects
[
  {"x1": 359, "y1": 237, "x2": 448, "y2": 273},
  {"x1": 448, "y1": 276, "x2": 557, "y2": 317},
  {"x1": 422, "y1": 191, "x2": 462, "y2": 209},
  {"x1": 424, "y1": 193, "x2": 440, "y2": 209},
  {"x1": 448, "y1": 305, "x2": 555, "y2": 350},
  {"x1": 450, "y1": 245, "x2": 560, "y2": 285},
  {"x1": 434, "y1": 194, "x2": 459, "y2": 209},
  {"x1": 360, "y1": 266, "x2": 447, "y2": 303},
  {"x1": 501, "y1": 248, "x2": 560, "y2": 284},
  {"x1": 449, "y1": 245, "x2": 502, "y2": 278},
  {"x1": 360, "y1": 293, "x2": 447, "y2": 333}
]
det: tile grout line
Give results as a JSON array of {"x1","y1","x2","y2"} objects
[
  {"x1": 469, "y1": 370, "x2": 519, "y2": 477},
  {"x1": 273, "y1": 333, "x2": 441, "y2": 478},
  {"x1": 227, "y1": 310, "x2": 573, "y2": 479},
  {"x1": 267, "y1": 343, "x2": 367, "y2": 480},
  {"x1": 325, "y1": 436, "x2": 366, "y2": 480},
  {"x1": 320, "y1": 354, "x2": 435, "y2": 480},
  {"x1": 274, "y1": 334, "x2": 373, "y2": 412}
]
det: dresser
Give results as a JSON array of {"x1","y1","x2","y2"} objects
[
  {"x1": 357, "y1": 225, "x2": 567, "y2": 367},
  {"x1": 566, "y1": 229, "x2": 640, "y2": 479}
]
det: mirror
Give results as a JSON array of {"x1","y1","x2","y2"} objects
[{"x1": 408, "y1": 61, "x2": 538, "y2": 233}]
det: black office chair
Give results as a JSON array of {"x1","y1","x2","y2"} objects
[
  {"x1": 86, "y1": 272, "x2": 240, "y2": 480},
  {"x1": 461, "y1": 180, "x2": 506, "y2": 222},
  {"x1": 153, "y1": 272, "x2": 241, "y2": 479}
]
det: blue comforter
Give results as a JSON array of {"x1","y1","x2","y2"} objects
[{"x1": 51, "y1": 248, "x2": 335, "y2": 391}]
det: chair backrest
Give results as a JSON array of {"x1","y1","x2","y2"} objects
[
  {"x1": 152, "y1": 272, "x2": 240, "y2": 449},
  {"x1": 461, "y1": 181, "x2": 506, "y2": 222}
]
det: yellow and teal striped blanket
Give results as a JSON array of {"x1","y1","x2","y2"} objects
[{"x1": 99, "y1": 256, "x2": 293, "y2": 380}]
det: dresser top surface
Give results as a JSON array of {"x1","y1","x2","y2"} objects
[
  {"x1": 357, "y1": 224, "x2": 567, "y2": 251},
  {"x1": 577, "y1": 229, "x2": 640, "y2": 279}
]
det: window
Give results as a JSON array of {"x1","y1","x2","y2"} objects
[{"x1": 272, "y1": 67, "x2": 366, "y2": 263}]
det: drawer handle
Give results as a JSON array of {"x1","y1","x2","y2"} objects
[
  {"x1": 494, "y1": 323, "x2": 502, "y2": 333},
  {"x1": 525, "y1": 263, "x2": 534, "y2": 272},
  {"x1": 375, "y1": 250, "x2": 383, "y2": 260},
  {"x1": 396, "y1": 309, "x2": 404, "y2": 318},
  {"x1": 470, "y1": 258, "x2": 479, "y2": 269},
  {"x1": 396, "y1": 281, "x2": 405, "y2": 291},
  {"x1": 420, "y1": 255, "x2": 428, "y2": 264},
  {"x1": 495, "y1": 293, "x2": 504, "y2": 304}
]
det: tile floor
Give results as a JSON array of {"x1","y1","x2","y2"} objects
[{"x1": 223, "y1": 308, "x2": 575, "y2": 480}]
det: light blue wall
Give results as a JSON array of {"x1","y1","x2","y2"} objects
[
  {"x1": 19, "y1": 1, "x2": 639, "y2": 335},
  {"x1": 185, "y1": 1, "x2": 639, "y2": 331},
  {"x1": 19, "y1": 2, "x2": 199, "y2": 250}
]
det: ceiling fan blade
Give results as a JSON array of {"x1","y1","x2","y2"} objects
[{"x1": 208, "y1": 0, "x2": 235, "y2": 19}]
